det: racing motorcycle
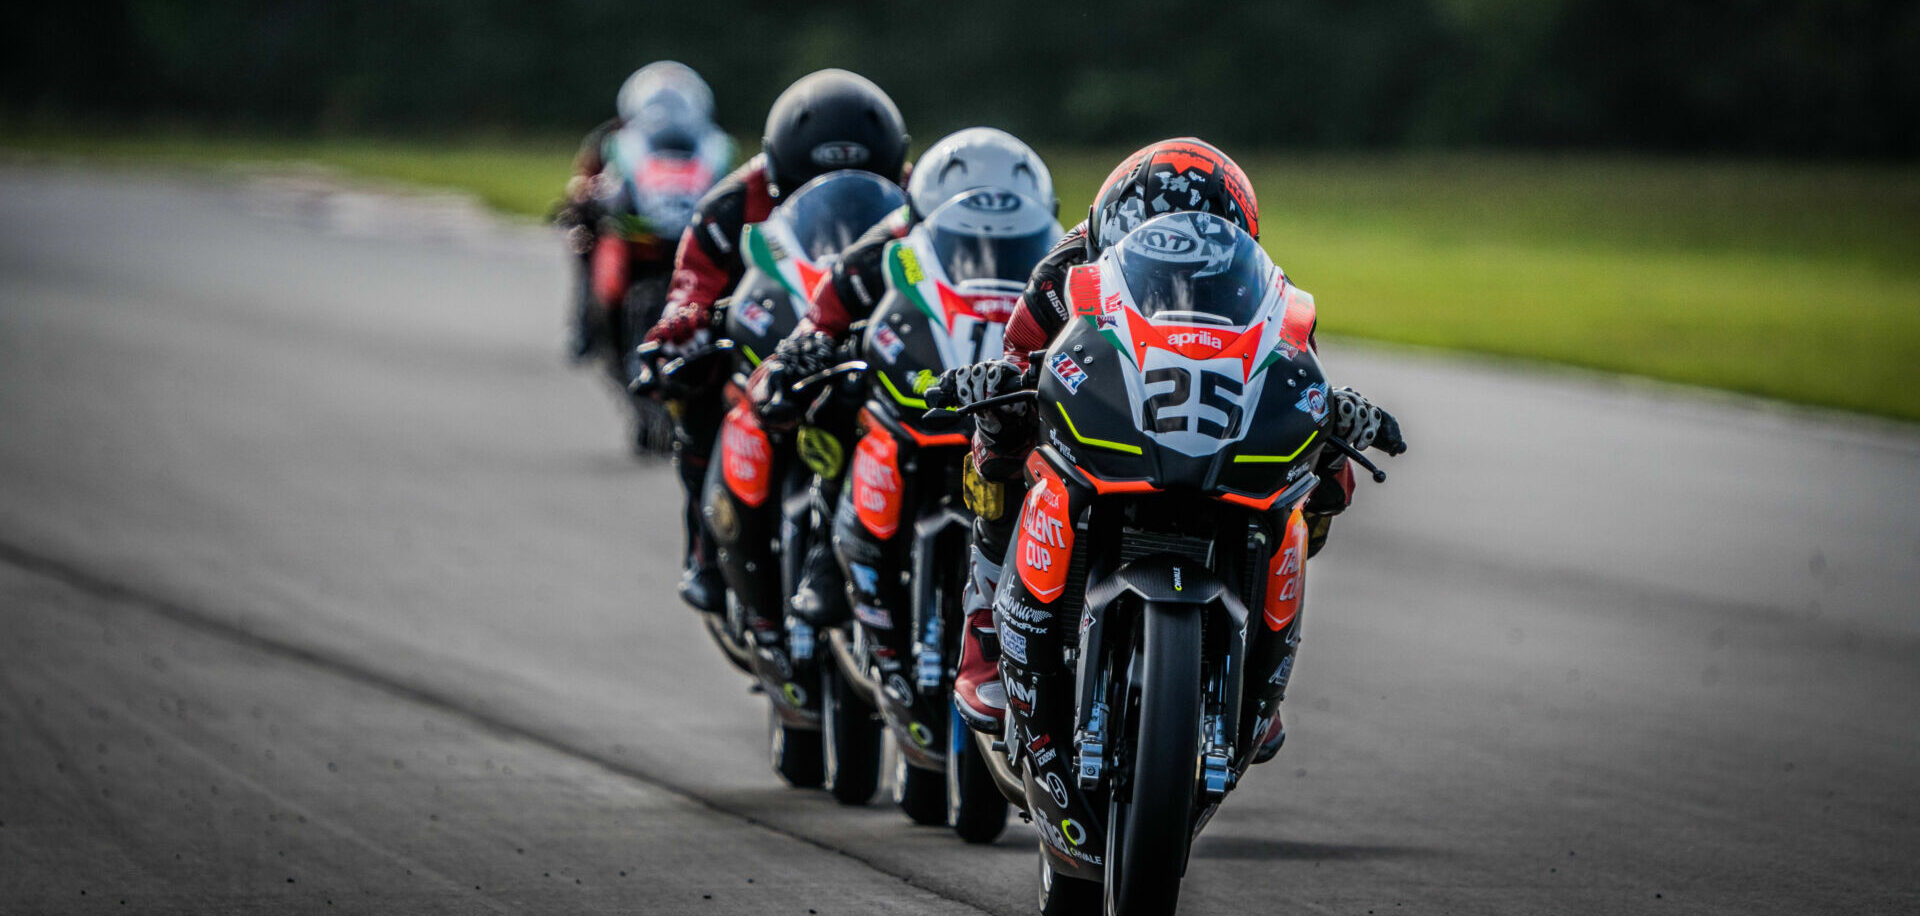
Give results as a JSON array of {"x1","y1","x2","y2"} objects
[
  {"x1": 930, "y1": 211, "x2": 1395, "y2": 915},
  {"x1": 582, "y1": 124, "x2": 724, "y2": 454},
  {"x1": 698, "y1": 170, "x2": 907, "y2": 796},
  {"x1": 831, "y1": 188, "x2": 1062, "y2": 840}
]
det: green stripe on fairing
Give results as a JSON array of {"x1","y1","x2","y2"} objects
[
  {"x1": 1054, "y1": 402, "x2": 1142, "y2": 455},
  {"x1": 1232, "y1": 429, "x2": 1318, "y2": 463},
  {"x1": 743, "y1": 224, "x2": 801, "y2": 299},
  {"x1": 884, "y1": 240, "x2": 942, "y2": 325}
]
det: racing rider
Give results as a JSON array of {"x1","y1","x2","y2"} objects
[
  {"x1": 642, "y1": 69, "x2": 910, "y2": 612},
  {"x1": 936, "y1": 139, "x2": 1408, "y2": 764},
  {"x1": 745, "y1": 127, "x2": 1057, "y2": 624}
]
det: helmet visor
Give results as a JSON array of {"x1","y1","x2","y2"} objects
[
  {"x1": 776, "y1": 171, "x2": 910, "y2": 262},
  {"x1": 1110, "y1": 212, "x2": 1272, "y2": 327},
  {"x1": 921, "y1": 190, "x2": 1062, "y2": 284}
]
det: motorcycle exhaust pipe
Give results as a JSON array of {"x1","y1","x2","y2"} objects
[
  {"x1": 826, "y1": 628, "x2": 881, "y2": 708},
  {"x1": 972, "y1": 729, "x2": 1031, "y2": 810}
]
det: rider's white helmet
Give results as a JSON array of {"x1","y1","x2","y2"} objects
[
  {"x1": 616, "y1": 61, "x2": 715, "y2": 134},
  {"x1": 907, "y1": 127, "x2": 1055, "y2": 219}
]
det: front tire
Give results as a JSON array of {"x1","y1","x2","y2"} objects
[
  {"x1": 1038, "y1": 851, "x2": 1102, "y2": 916},
  {"x1": 769, "y1": 709, "x2": 825, "y2": 788},
  {"x1": 947, "y1": 704, "x2": 1009, "y2": 843},
  {"x1": 1104, "y1": 603, "x2": 1203, "y2": 916},
  {"x1": 893, "y1": 747, "x2": 947, "y2": 825},
  {"x1": 822, "y1": 662, "x2": 881, "y2": 805}
]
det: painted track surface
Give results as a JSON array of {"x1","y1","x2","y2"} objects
[{"x1": 2, "y1": 165, "x2": 1916, "y2": 914}]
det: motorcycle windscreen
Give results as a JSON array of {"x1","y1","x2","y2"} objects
[
  {"x1": 774, "y1": 170, "x2": 909, "y2": 262},
  {"x1": 1107, "y1": 211, "x2": 1274, "y2": 328},
  {"x1": 919, "y1": 189, "x2": 1064, "y2": 284}
]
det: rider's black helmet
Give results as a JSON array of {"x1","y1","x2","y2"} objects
[{"x1": 761, "y1": 69, "x2": 909, "y2": 197}]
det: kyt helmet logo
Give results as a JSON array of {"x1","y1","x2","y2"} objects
[
  {"x1": 958, "y1": 189, "x2": 1025, "y2": 212},
  {"x1": 810, "y1": 142, "x2": 871, "y2": 168},
  {"x1": 1133, "y1": 228, "x2": 1199, "y2": 256}
]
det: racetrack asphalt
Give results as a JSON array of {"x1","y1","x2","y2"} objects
[{"x1": 1, "y1": 164, "x2": 1915, "y2": 915}]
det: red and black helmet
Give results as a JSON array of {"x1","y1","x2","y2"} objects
[
  {"x1": 761, "y1": 69, "x2": 909, "y2": 197},
  {"x1": 1087, "y1": 138, "x2": 1258, "y2": 252}
]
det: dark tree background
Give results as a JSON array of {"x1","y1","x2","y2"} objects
[{"x1": 5, "y1": 0, "x2": 1915, "y2": 157}]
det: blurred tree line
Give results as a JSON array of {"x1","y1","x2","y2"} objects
[{"x1": 5, "y1": 0, "x2": 1916, "y2": 157}]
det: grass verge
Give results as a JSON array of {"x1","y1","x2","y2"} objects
[{"x1": 6, "y1": 128, "x2": 1917, "y2": 421}]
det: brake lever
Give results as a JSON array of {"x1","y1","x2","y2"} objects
[
  {"x1": 1322, "y1": 432, "x2": 1387, "y2": 483},
  {"x1": 788, "y1": 359, "x2": 869, "y2": 393},
  {"x1": 919, "y1": 389, "x2": 1038, "y2": 426}
]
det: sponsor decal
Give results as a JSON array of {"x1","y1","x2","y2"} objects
[
  {"x1": 999, "y1": 624, "x2": 1028, "y2": 664},
  {"x1": 719, "y1": 406, "x2": 772, "y2": 507},
  {"x1": 848, "y1": 562, "x2": 880, "y2": 596},
  {"x1": 1048, "y1": 352, "x2": 1087, "y2": 393},
  {"x1": 958, "y1": 189, "x2": 1025, "y2": 212},
  {"x1": 1079, "y1": 607, "x2": 1093, "y2": 635},
  {"x1": 851, "y1": 426, "x2": 903, "y2": 538},
  {"x1": 854, "y1": 602, "x2": 894, "y2": 630},
  {"x1": 997, "y1": 595, "x2": 1053, "y2": 624},
  {"x1": 1269, "y1": 655, "x2": 1294, "y2": 690},
  {"x1": 886, "y1": 673, "x2": 914, "y2": 704},
  {"x1": 1005, "y1": 677, "x2": 1036, "y2": 711},
  {"x1": 781, "y1": 682, "x2": 808, "y2": 707},
  {"x1": 1027, "y1": 732, "x2": 1051, "y2": 754},
  {"x1": 1033, "y1": 746, "x2": 1058, "y2": 768},
  {"x1": 871, "y1": 321, "x2": 905, "y2": 364},
  {"x1": 1061, "y1": 818, "x2": 1088, "y2": 847},
  {"x1": 1264, "y1": 509, "x2": 1308, "y2": 631},
  {"x1": 896, "y1": 245, "x2": 925, "y2": 285},
  {"x1": 1172, "y1": 566, "x2": 1184, "y2": 592},
  {"x1": 1038, "y1": 818, "x2": 1104, "y2": 867},
  {"x1": 1286, "y1": 460, "x2": 1311, "y2": 482},
  {"x1": 1043, "y1": 771, "x2": 1070, "y2": 808},
  {"x1": 809, "y1": 142, "x2": 871, "y2": 168},
  {"x1": 1166, "y1": 328, "x2": 1223, "y2": 350},
  {"x1": 908, "y1": 721, "x2": 934, "y2": 747},
  {"x1": 704, "y1": 220, "x2": 733, "y2": 253},
  {"x1": 1015, "y1": 461, "x2": 1073, "y2": 602},
  {"x1": 738, "y1": 298, "x2": 775, "y2": 337},
  {"x1": 1296, "y1": 381, "x2": 1329, "y2": 423}
]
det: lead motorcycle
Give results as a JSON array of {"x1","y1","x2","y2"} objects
[
  {"x1": 932, "y1": 211, "x2": 1397, "y2": 915},
  {"x1": 699, "y1": 170, "x2": 907, "y2": 794},
  {"x1": 832, "y1": 188, "x2": 1062, "y2": 839}
]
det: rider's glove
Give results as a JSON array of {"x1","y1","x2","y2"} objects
[
  {"x1": 643, "y1": 302, "x2": 712, "y2": 357},
  {"x1": 754, "y1": 332, "x2": 837, "y2": 429},
  {"x1": 1328, "y1": 387, "x2": 1407, "y2": 455},
  {"x1": 944, "y1": 359, "x2": 1030, "y2": 429}
]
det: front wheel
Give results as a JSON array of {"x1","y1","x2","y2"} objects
[
  {"x1": 893, "y1": 746, "x2": 947, "y2": 825},
  {"x1": 1038, "y1": 851, "x2": 1102, "y2": 916},
  {"x1": 1104, "y1": 603, "x2": 1203, "y2": 916},
  {"x1": 769, "y1": 709, "x2": 824, "y2": 788},
  {"x1": 947, "y1": 704, "x2": 1009, "y2": 843},
  {"x1": 822, "y1": 662, "x2": 881, "y2": 805}
]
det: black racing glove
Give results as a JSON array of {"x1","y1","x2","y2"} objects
[
  {"x1": 942, "y1": 359, "x2": 1031, "y2": 432},
  {"x1": 1328, "y1": 387, "x2": 1407, "y2": 456},
  {"x1": 756, "y1": 332, "x2": 837, "y2": 429}
]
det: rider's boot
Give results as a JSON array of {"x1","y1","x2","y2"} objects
[
  {"x1": 789, "y1": 533, "x2": 847, "y2": 624},
  {"x1": 673, "y1": 401, "x2": 726, "y2": 612},
  {"x1": 953, "y1": 540, "x2": 1007, "y2": 734}
]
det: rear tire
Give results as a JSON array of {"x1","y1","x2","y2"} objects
[
  {"x1": 893, "y1": 747, "x2": 947, "y2": 825},
  {"x1": 1038, "y1": 851, "x2": 1102, "y2": 916},
  {"x1": 769, "y1": 709, "x2": 825, "y2": 789},
  {"x1": 1104, "y1": 604, "x2": 1203, "y2": 916},
  {"x1": 948, "y1": 705, "x2": 1009, "y2": 843},
  {"x1": 823, "y1": 663, "x2": 881, "y2": 805}
]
